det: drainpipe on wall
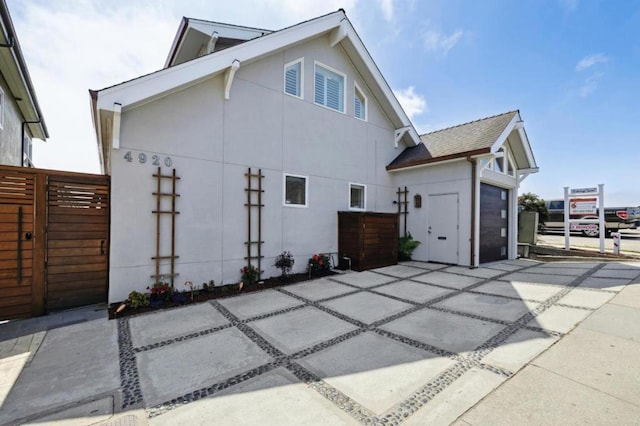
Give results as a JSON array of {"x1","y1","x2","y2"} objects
[{"x1": 467, "y1": 156, "x2": 477, "y2": 268}]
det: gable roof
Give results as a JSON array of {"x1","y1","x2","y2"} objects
[
  {"x1": 387, "y1": 110, "x2": 538, "y2": 172},
  {"x1": 90, "y1": 10, "x2": 421, "y2": 174},
  {"x1": 0, "y1": 0, "x2": 48, "y2": 140},
  {"x1": 165, "y1": 17, "x2": 273, "y2": 67}
]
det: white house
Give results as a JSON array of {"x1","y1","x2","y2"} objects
[{"x1": 90, "y1": 10, "x2": 538, "y2": 303}]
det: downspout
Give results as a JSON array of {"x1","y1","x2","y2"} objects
[{"x1": 467, "y1": 156, "x2": 477, "y2": 268}]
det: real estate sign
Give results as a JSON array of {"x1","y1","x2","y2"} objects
[{"x1": 569, "y1": 197, "x2": 597, "y2": 215}]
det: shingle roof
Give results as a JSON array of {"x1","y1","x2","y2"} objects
[{"x1": 387, "y1": 111, "x2": 518, "y2": 170}]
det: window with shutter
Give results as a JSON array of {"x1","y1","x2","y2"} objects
[
  {"x1": 314, "y1": 62, "x2": 345, "y2": 113},
  {"x1": 284, "y1": 58, "x2": 303, "y2": 98},
  {"x1": 354, "y1": 82, "x2": 367, "y2": 120}
]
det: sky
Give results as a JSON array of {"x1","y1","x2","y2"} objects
[{"x1": 6, "y1": 0, "x2": 640, "y2": 205}]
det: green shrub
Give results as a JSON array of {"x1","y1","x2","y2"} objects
[
  {"x1": 398, "y1": 233, "x2": 421, "y2": 261},
  {"x1": 274, "y1": 251, "x2": 295, "y2": 277},
  {"x1": 128, "y1": 291, "x2": 149, "y2": 309}
]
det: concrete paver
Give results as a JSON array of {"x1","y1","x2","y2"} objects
[
  {"x1": 283, "y1": 278, "x2": 355, "y2": 301},
  {"x1": 412, "y1": 271, "x2": 483, "y2": 289},
  {"x1": 433, "y1": 293, "x2": 539, "y2": 322},
  {"x1": 216, "y1": 288, "x2": 303, "y2": 319},
  {"x1": 371, "y1": 264, "x2": 426, "y2": 278},
  {"x1": 380, "y1": 308, "x2": 505, "y2": 354},
  {"x1": 442, "y1": 266, "x2": 506, "y2": 279},
  {"x1": 149, "y1": 368, "x2": 356, "y2": 426},
  {"x1": 247, "y1": 306, "x2": 357, "y2": 354},
  {"x1": 321, "y1": 292, "x2": 413, "y2": 324},
  {"x1": 473, "y1": 280, "x2": 563, "y2": 302},
  {"x1": 3, "y1": 259, "x2": 640, "y2": 425},
  {"x1": 577, "y1": 276, "x2": 630, "y2": 291},
  {"x1": 130, "y1": 303, "x2": 229, "y2": 347},
  {"x1": 298, "y1": 332, "x2": 455, "y2": 415},
  {"x1": 137, "y1": 328, "x2": 270, "y2": 407},
  {"x1": 331, "y1": 270, "x2": 396, "y2": 288},
  {"x1": 373, "y1": 280, "x2": 454, "y2": 303},
  {"x1": 499, "y1": 271, "x2": 576, "y2": 286}
]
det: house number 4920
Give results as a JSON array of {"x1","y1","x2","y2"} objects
[{"x1": 124, "y1": 151, "x2": 173, "y2": 167}]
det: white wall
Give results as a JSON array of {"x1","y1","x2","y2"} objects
[
  {"x1": 392, "y1": 160, "x2": 473, "y2": 266},
  {"x1": 108, "y1": 34, "x2": 400, "y2": 302}
]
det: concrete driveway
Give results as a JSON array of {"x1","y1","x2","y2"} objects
[{"x1": 1, "y1": 259, "x2": 639, "y2": 425}]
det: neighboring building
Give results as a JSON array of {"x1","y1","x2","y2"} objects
[
  {"x1": 90, "y1": 10, "x2": 538, "y2": 303},
  {"x1": 0, "y1": 0, "x2": 48, "y2": 166}
]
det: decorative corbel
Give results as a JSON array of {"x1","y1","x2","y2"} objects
[{"x1": 224, "y1": 60, "x2": 241, "y2": 100}]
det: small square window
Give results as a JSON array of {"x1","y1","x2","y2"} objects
[
  {"x1": 315, "y1": 62, "x2": 345, "y2": 112},
  {"x1": 501, "y1": 190, "x2": 507, "y2": 201},
  {"x1": 284, "y1": 174, "x2": 307, "y2": 207},
  {"x1": 349, "y1": 183, "x2": 366, "y2": 210},
  {"x1": 354, "y1": 82, "x2": 367, "y2": 120},
  {"x1": 284, "y1": 58, "x2": 303, "y2": 98}
]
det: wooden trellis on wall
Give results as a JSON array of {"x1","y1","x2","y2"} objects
[
  {"x1": 151, "y1": 167, "x2": 180, "y2": 287},
  {"x1": 397, "y1": 186, "x2": 409, "y2": 237},
  {"x1": 244, "y1": 168, "x2": 264, "y2": 279}
]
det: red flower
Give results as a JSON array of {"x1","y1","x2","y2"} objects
[
  {"x1": 313, "y1": 254, "x2": 319, "y2": 261},
  {"x1": 319, "y1": 260, "x2": 324, "y2": 266}
]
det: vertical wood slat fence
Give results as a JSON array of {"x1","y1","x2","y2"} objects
[{"x1": 0, "y1": 165, "x2": 110, "y2": 319}]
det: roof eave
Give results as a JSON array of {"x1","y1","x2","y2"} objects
[
  {"x1": 0, "y1": 0, "x2": 48, "y2": 140},
  {"x1": 386, "y1": 148, "x2": 491, "y2": 172}
]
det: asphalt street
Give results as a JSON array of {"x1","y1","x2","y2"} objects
[{"x1": 538, "y1": 229, "x2": 640, "y2": 255}]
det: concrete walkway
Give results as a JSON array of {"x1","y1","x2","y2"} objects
[{"x1": 0, "y1": 259, "x2": 639, "y2": 425}]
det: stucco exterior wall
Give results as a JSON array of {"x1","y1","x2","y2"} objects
[
  {"x1": 391, "y1": 161, "x2": 473, "y2": 266},
  {"x1": 109, "y1": 35, "x2": 400, "y2": 302},
  {"x1": 0, "y1": 75, "x2": 27, "y2": 166}
]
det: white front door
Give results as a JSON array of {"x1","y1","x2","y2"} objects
[{"x1": 427, "y1": 193, "x2": 459, "y2": 264}]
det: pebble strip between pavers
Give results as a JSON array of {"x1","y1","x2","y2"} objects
[{"x1": 115, "y1": 261, "x2": 612, "y2": 424}]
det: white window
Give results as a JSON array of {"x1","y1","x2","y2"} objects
[
  {"x1": 284, "y1": 58, "x2": 303, "y2": 98},
  {"x1": 22, "y1": 135, "x2": 33, "y2": 167},
  {"x1": 314, "y1": 62, "x2": 345, "y2": 112},
  {"x1": 284, "y1": 174, "x2": 307, "y2": 207},
  {"x1": 349, "y1": 183, "x2": 366, "y2": 210},
  {"x1": 354, "y1": 82, "x2": 367, "y2": 120}
]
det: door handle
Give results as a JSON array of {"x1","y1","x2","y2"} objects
[{"x1": 100, "y1": 240, "x2": 105, "y2": 255}]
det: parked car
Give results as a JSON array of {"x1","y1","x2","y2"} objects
[{"x1": 542, "y1": 200, "x2": 640, "y2": 237}]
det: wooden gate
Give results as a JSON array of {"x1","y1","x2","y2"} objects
[{"x1": 0, "y1": 165, "x2": 109, "y2": 319}]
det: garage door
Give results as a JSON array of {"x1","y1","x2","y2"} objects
[{"x1": 480, "y1": 183, "x2": 509, "y2": 263}]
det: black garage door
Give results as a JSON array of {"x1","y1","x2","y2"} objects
[{"x1": 480, "y1": 183, "x2": 509, "y2": 263}]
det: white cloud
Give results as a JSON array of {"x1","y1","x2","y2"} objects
[
  {"x1": 575, "y1": 53, "x2": 609, "y2": 71},
  {"x1": 423, "y1": 29, "x2": 464, "y2": 55},
  {"x1": 579, "y1": 73, "x2": 603, "y2": 98},
  {"x1": 394, "y1": 86, "x2": 427, "y2": 120},
  {"x1": 377, "y1": 0, "x2": 394, "y2": 22}
]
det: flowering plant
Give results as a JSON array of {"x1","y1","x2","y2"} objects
[
  {"x1": 241, "y1": 264, "x2": 259, "y2": 285},
  {"x1": 274, "y1": 251, "x2": 295, "y2": 278},
  {"x1": 307, "y1": 253, "x2": 331, "y2": 276},
  {"x1": 147, "y1": 282, "x2": 173, "y2": 302}
]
